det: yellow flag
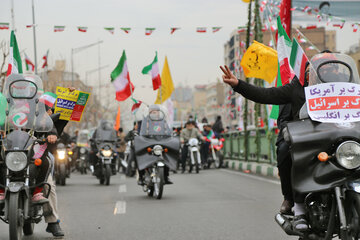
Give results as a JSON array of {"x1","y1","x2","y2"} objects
[
  {"x1": 240, "y1": 40, "x2": 278, "y2": 84},
  {"x1": 242, "y1": 0, "x2": 253, "y2": 2},
  {"x1": 155, "y1": 56, "x2": 174, "y2": 104}
]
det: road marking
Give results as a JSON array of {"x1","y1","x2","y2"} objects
[
  {"x1": 220, "y1": 169, "x2": 280, "y2": 185},
  {"x1": 119, "y1": 184, "x2": 127, "y2": 193},
  {"x1": 114, "y1": 201, "x2": 126, "y2": 215}
]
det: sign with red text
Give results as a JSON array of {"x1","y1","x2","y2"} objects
[{"x1": 305, "y1": 82, "x2": 360, "y2": 123}]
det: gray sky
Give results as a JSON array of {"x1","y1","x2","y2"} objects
[{"x1": 1, "y1": 0, "x2": 360, "y2": 106}]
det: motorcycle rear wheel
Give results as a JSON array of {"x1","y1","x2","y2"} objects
[
  {"x1": 214, "y1": 151, "x2": 223, "y2": 169},
  {"x1": 9, "y1": 192, "x2": 24, "y2": 240}
]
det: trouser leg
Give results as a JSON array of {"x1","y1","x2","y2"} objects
[
  {"x1": 276, "y1": 140, "x2": 293, "y2": 202},
  {"x1": 44, "y1": 174, "x2": 59, "y2": 223},
  {"x1": 181, "y1": 145, "x2": 188, "y2": 170}
]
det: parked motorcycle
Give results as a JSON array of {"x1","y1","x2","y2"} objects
[
  {"x1": 187, "y1": 138, "x2": 202, "y2": 173},
  {"x1": 54, "y1": 143, "x2": 70, "y2": 186},
  {"x1": 134, "y1": 105, "x2": 179, "y2": 199},
  {"x1": 206, "y1": 137, "x2": 225, "y2": 169},
  {"x1": 0, "y1": 74, "x2": 54, "y2": 240},
  {"x1": 275, "y1": 53, "x2": 360, "y2": 240}
]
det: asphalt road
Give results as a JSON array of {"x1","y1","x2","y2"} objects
[{"x1": 0, "y1": 168, "x2": 296, "y2": 240}]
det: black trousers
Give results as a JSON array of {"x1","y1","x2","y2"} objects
[
  {"x1": 181, "y1": 145, "x2": 189, "y2": 170},
  {"x1": 276, "y1": 140, "x2": 294, "y2": 202}
]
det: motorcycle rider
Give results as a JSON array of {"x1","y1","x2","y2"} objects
[
  {"x1": 220, "y1": 55, "x2": 315, "y2": 231},
  {"x1": 212, "y1": 115, "x2": 224, "y2": 137},
  {"x1": 201, "y1": 124, "x2": 215, "y2": 167},
  {"x1": 180, "y1": 120, "x2": 203, "y2": 173}
]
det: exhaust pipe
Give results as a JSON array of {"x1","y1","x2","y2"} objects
[{"x1": 275, "y1": 213, "x2": 304, "y2": 237}]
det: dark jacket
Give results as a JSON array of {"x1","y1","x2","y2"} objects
[
  {"x1": 276, "y1": 104, "x2": 292, "y2": 145},
  {"x1": 233, "y1": 76, "x2": 306, "y2": 121}
]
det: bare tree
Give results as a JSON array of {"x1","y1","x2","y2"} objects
[{"x1": 0, "y1": 40, "x2": 9, "y2": 92}]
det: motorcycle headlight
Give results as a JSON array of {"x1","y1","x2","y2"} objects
[
  {"x1": 153, "y1": 145, "x2": 163, "y2": 156},
  {"x1": 101, "y1": 149, "x2": 112, "y2": 157},
  {"x1": 57, "y1": 150, "x2": 66, "y2": 160},
  {"x1": 80, "y1": 148, "x2": 86, "y2": 154},
  {"x1": 68, "y1": 150, "x2": 73, "y2": 155},
  {"x1": 6, "y1": 152, "x2": 27, "y2": 172},
  {"x1": 336, "y1": 141, "x2": 360, "y2": 169}
]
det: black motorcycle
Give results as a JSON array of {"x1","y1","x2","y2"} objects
[
  {"x1": 0, "y1": 74, "x2": 54, "y2": 240},
  {"x1": 122, "y1": 132, "x2": 137, "y2": 177},
  {"x1": 77, "y1": 146, "x2": 89, "y2": 174},
  {"x1": 54, "y1": 143, "x2": 70, "y2": 185},
  {"x1": 276, "y1": 53, "x2": 360, "y2": 240},
  {"x1": 134, "y1": 105, "x2": 179, "y2": 199}
]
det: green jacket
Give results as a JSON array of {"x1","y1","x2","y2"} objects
[{"x1": 180, "y1": 128, "x2": 203, "y2": 143}]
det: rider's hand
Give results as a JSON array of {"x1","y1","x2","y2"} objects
[
  {"x1": 47, "y1": 135, "x2": 57, "y2": 144},
  {"x1": 68, "y1": 87, "x2": 76, "y2": 92},
  {"x1": 220, "y1": 65, "x2": 238, "y2": 87}
]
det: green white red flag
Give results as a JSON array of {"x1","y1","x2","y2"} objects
[
  {"x1": 25, "y1": 53, "x2": 35, "y2": 72},
  {"x1": 142, "y1": 52, "x2": 161, "y2": 90},
  {"x1": 42, "y1": 50, "x2": 49, "y2": 69},
  {"x1": 0, "y1": 23, "x2": 9, "y2": 30},
  {"x1": 212, "y1": 27, "x2": 222, "y2": 33},
  {"x1": 104, "y1": 27, "x2": 115, "y2": 34},
  {"x1": 290, "y1": 39, "x2": 309, "y2": 86},
  {"x1": 77, "y1": 26, "x2": 88, "y2": 32},
  {"x1": 6, "y1": 31, "x2": 23, "y2": 76},
  {"x1": 145, "y1": 28, "x2": 155, "y2": 36},
  {"x1": 121, "y1": 27, "x2": 131, "y2": 34},
  {"x1": 131, "y1": 98, "x2": 142, "y2": 114},
  {"x1": 237, "y1": 26, "x2": 246, "y2": 33},
  {"x1": 39, "y1": 92, "x2": 57, "y2": 108},
  {"x1": 54, "y1": 26, "x2": 65, "y2": 32},
  {"x1": 196, "y1": 27, "x2": 206, "y2": 33},
  {"x1": 276, "y1": 16, "x2": 294, "y2": 85},
  {"x1": 170, "y1": 27, "x2": 180, "y2": 34},
  {"x1": 110, "y1": 50, "x2": 135, "y2": 101}
]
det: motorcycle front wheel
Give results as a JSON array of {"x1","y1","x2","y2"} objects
[
  {"x1": 153, "y1": 167, "x2": 164, "y2": 200},
  {"x1": 105, "y1": 165, "x2": 111, "y2": 186},
  {"x1": 194, "y1": 154, "x2": 200, "y2": 174},
  {"x1": 214, "y1": 151, "x2": 224, "y2": 169},
  {"x1": 9, "y1": 192, "x2": 24, "y2": 240},
  {"x1": 60, "y1": 164, "x2": 66, "y2": 186}
]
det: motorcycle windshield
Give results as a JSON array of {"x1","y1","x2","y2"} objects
[
  {"x1": 4, "y1": 130, "x2": 34, "y2": 150},
  {"x1": 1, "y1": 74, "x2": 53, "y2": 132},
  {"x1": 94, "y1": 120, "x2": 117, "y2": 141},
  {"x1": 77, "y1": 131, "x2": 89, "y2": 147},
  {"x1": 140, "y1": 105, "x2": 171, "y2": 137},
  {"x1": 309, "y1": 53, "x2": 360, "y2": 86}
]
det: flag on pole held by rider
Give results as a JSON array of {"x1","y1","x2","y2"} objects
[
  {"x1": 131, "y1": 98, "x2": 142, "y2": 114},
  {"x1": 155, "y1": 56, "x2": 174, "y2": 104},
  {"x1": 6, "y1": 31, "x2": 23, "y2": 76},
  {"x1": 25, "y1": 53, "x2": 35, "y2": 72},
  {"x1": 42, "y1": 50, "x2": 49, "y2": 69},
  {"x1": 111, "y1": 50, "x2": 135, "y2": 101},
  {"x1": 142, "y1": 52, "x2": 161, "y2": 90},
  {"x1": 290, "y1": 38, "x2": 309, "y2": 86},
  {"x1": 39, "y1": 92, "x2": 57, "y2": 108}
]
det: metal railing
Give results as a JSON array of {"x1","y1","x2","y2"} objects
[{"x1": 223, "y1": 128, "x2": 278, "y2": 165}]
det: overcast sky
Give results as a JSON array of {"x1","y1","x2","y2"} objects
[{"x1": 1, "y1": 0, "x2": 360, "y2": 106}]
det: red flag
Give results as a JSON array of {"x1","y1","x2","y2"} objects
[
  {"x1": 114, "y1": 106, "x2": 121, "y2": 130},
  {"x1": 42, "y1": 50, "x2": 49, "y2": 69},
  {"x1": 279, "y1": 0, "x2": 292, "y2": 37}
]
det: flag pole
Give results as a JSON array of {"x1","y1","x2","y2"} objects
[{"x1": 31, "y1": 0, "x2": 38, "y2": 74}]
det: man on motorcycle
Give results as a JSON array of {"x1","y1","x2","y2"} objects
[
  {"x1": 220, "y1": 56, "x2": 313, "y2": 231},
  {"x1": 201, "y1": 124, "x2": 215, "y2": 167},
  {"x1": 180, "y1": 121, "x2": 203, "y2": 173}
]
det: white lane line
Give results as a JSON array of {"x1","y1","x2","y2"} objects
[
  {"x1": 119, "y1": 184, "x2": 127, "y2": 193},
  {"x1": 220, "y1": 169, "x2": 280, "y2": 185},
  {"x1": 114, "y1": 201, "x2": 126, "y2": 215},
  {"x1": 120, "y1": 175, "x2": 126, "y2": 181}
]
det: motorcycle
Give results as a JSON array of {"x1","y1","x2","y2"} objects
[
  {"x1": 92, "y1": 121, "x2": 117, "y2": 185},
  {"x1": 187, "y1": 138, "x2": 202, "y2": 173},
  {"x1": 54, "y1": 143, "x2": 70, "y2": 186},
  {"x1": 134, "y1": 105, "x2": 179, "y2": 199},
  {"x1": 275, "y1": 53, "x2": 360, "y2": 240},
  {"x1": 206, "y1": 137, "x2": 225, "y2": 169},
  {"x1": 121, "y1": 132, "x2": 137, "y2": 177},
  {"x1": 76, "y1": 130, "x2": 90, "y2": 174},
  {"x1": 0, "y1": 74, "x2": 54, "y2": 240}
]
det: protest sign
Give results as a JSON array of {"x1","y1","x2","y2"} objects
[
  {"x1": 54, "y1": 87, "x2": 90, "y2": 122},
  {"x1": 305, "y1": 82, "x2": 360, "y2": 123}
]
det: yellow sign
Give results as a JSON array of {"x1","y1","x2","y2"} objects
[{"x1": 54, "y1": 87, "x2": 91, "y2": 122}]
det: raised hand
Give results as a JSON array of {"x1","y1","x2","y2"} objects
[{"x1": 220, "y1": 65, "x2": 238, "y2": 87}]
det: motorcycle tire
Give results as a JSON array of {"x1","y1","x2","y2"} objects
[
  {"x1": 153, "y1": 167, "x2": 164, "y2": 200},
  {"x1": 195, "y1": 154, "x2": 200, "y2": 174},
  {"x1": 23, "y1": 220, "x2": 34, "y2": 236},
  {"x1": 105, "y1": 165, "x2": 111, "y2": 186},
  {"x1": 9, "y1": 192, "x2": 23, "y2": 240},
  {"x1": 60, "y1": 164, "x2": 66, "y2": 186}
]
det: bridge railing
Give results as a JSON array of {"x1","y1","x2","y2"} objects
[{"x1": 223, "y1": 128, "x2": 278, "y2": 165}]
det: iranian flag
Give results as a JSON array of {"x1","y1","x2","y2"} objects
[
  {"x1": 39, "y1": 92, "x2": 57, "y2": 108},
  {"x1": 42, "y1": 50, "x2": 49, "y2": 69},
  {"x1": 290, "y1": 39, "x2": 309, "y2": 86},
  {"x1": 333, "y1": 19, "x2": 345, "y2": 29},
  {"x1": 276, "y1": 16, "x2": 294, "y2": 85},
  {"x1": 54, "y1": 26, "x2": 65, "y2": 32},
  {"x1": 0, "y1": 23, "x2": 9, "y2": 30},
  {"x1": 131, "y1": 98, "x2": 142, "y2": 114},
  {"x1": 196, "y1": 27, "x2": 206, "y2": 33},
  {"x1": 238, "y1": 26, "x2": 246, "y2": 33},
  {"x1": 25, "y1": 53, "x2": 35, "y2": 72},
  {"x1": 212, "y1": 27, "x2": 222, "y2": 33},
  {"x1": 353, "y1": 23, "x2": 359, "y2": 33},
  {"x1": 170, "y1": 27, "x2": 180, "y2": 34},
  {"x1": 110, "y1": 50, "x2": 134, "y2": 101},
  {"x1": 306, "y1": 24, "x2": 317, "y2": 29},
  {"x1": 142, "y1": 52, "x2": 161, "y2": 90},
  {"x1": 26, "y1": 24, "x2": 34, "y2": 28},
  {"x1": 121, "y1": 27, "x2": 131, "y2": 33},
  {"x1": 6, "y1": 31, "x2": 23, "y2": 76},
  {"x1": 104, "y1": 27, "x2": 115, "y2": 34},
  {"x1": 77, "y1": 26, "x2": 88, "y2": 32},
  {"x1": 145, "y1": 28, "x2": 155, "y2": 36}
]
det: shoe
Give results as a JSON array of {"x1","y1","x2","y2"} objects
[
  {"x1": 137, "y1": 179, "x2": 144, "y2": 186},
  {"x1": 0, "y1": 192, "x2": 4, "y2": 203},
  {"x1": 46, "y1": 222, "x2": 65, "y2": 237},
  {"x1": 280, "y1": 199, "x2": 294, "y2": 215},
  {"x1": 31, "y1": 192, "x2": 49, "y2": 204},
  {"x1": 165, "y1": 178, "x2": 173, "y2": 185},
  {"x1": 292, "y1": 214, "x2": 309, "y2": 231}
]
